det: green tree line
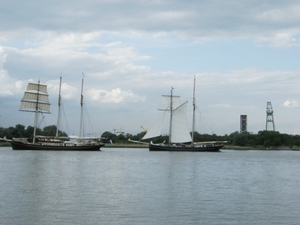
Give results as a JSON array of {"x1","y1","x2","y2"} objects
[
  {"x1": 0, "y1": 124, "x2": 68, "y2": 141},
  {"x1": 102, "y1": 130, "x2": 300, "y2": 149},
  {"x1": 2, "y1": 124, "x2": 300, "y2": 149}
]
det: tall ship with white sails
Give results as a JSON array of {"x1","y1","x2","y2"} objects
[
  {"x1": 2, "y1": 77, "x2": 104, "y2": 151},
  {"x1": 132, "y1": 77, "x2": 226, "y2": 152}
]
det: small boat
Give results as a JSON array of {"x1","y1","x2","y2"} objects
[
  {"x1": 1, "y1": 77, "x2": 104, "y2": 151},
  {"x1": 131, "y1": 76, "x2": 226, "y2": 152}
]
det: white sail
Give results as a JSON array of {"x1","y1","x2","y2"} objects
[
  {"x1": 142, "y1": 96, "x2": 192, "y2": 143},
  {"x1": 142, "y1": 111, "x2": 166, "y2": 140},
  {"x1": 170, "y1": 101, "x2": 192, "y2": 143},
  {"x1": 161, "y1": 95, "x2": 180, "y2": 110}
]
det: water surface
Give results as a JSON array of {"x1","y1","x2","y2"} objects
[{"x1": 0, "y1": 147, "x2": 299, "y2": 224}]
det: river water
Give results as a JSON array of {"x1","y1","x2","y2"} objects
[{"x1": 0, "y1": 147, "x2": 300, "y2": 225}]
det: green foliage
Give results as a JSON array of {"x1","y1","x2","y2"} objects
[
  {"x1": 193, "y1": 131, "x2": 225, "y2": 143},
  {"x1": 101, "y1": 131, "x2": 117, "y2": 143},
  {"x1": 42, "y1": 125, "x2": 68, "y2": 137},
  {"x1": 233, "y1": 132, "x2": 249, "y2": 146},
  {"x1": 115, "y1": 134, "x2": 126, "y2": 143},
  {"x1": 264, "y1": 140, "x2": 272, "y2": 148},
  {"x1": 3, "y1": 123, "x2": 300, "y2": 149},
  {"x1": 129, "y1": 131, "x2": 168, "y2": 144},
  {"x1": 0, "y1": 124, "x2": 68, "y2": 138},
  {"x1": 134, "y1": 132, "x2": 147, "y2": 141},
  {"x1": 127, "y1": 130, "x2": 300, "y2": 148}
]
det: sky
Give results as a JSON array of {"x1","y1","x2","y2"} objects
[{"x1": 1, "y1": 0, "x2": 300, "y2": 137}]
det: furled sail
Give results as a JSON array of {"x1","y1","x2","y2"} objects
[
  {"x1": 22, "y1": 92, "x2": 49, "y2": 103},
  {"x1": 20, "y1": 82, "x2": 50, "y2": 113},
  {"x1": 27, "y1": 83, "x2": 48, "y2": 93},
  {"x1": 170, "y1": 101, "x2": 192, "y2": 143},
  {"x1": 20, "y1": 101, "x2": 50, "y2": 112}
]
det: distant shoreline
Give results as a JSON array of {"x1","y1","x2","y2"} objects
[
  {"x1": 1, "y1": 142, "x2": 297, "y2": 150},
  {"x1": 103, "y1": 144, "x2": 296, "y2": 150},
  {"x1": 103, "y1": 143, "x2": 148, "y2": 148}
]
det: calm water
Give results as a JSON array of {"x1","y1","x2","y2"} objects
[{"x1": 1, "y1": 147, "x2": 300, "y2": 225}]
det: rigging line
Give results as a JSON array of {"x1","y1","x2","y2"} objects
[
  {"x1": 195, "y1": 106, "x2": 215, "y2": 131},
  {"x1": 37, "y1": 114, "x2": 45, "y2": 129},
  {"x1": 6, "y1": 106, "x2": 34, "y2": 127},
  {"x1": 140, "y1": 109, "x2": 159, "y2": 131},
  {"x1": 83, "y1": 104, "x2": 97, "y2": 137},
  {"x1": 17, "y1": 111, "x2": 33, "y2": 128},
  {"x1": 195, "y1": 108, "x2": 215, "y2": 134},
  {"x1": 60, "y1": 103, "x2": 71, "y2": 135}
]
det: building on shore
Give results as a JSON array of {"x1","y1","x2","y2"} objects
[{"x1": 240, "y1": 115, "x2": 247, "y2": 133}]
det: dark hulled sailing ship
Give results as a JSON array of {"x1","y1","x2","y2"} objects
[
  {"x1": 130, "y1": 77, "x2": 226, "y2": 152},
  {"x1": 1, "y1": 77, "x2": 104, "y2": 151}
]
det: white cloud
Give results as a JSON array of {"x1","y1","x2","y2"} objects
[
  {"x1": 283, "y1": 100, "x2": 299, "y2": 108},
  {"x1": 0, "y1": 46, "x2": 7, "y2": 66},
  {"x1": 1, "y1": 1, "x2": 300, "y2": 46},
  {"x1": 88, "y1": 88, "x2": 146, "y2": 103},
  {"x1": 1, "y1": 0, "x2": 300, "y2": 136},
  {"x1": 46, "y1": 78, "x2": 78, "y2": 100},
  {"x1": 0, "y1": 46, "x2": 25, "y2": 97}
]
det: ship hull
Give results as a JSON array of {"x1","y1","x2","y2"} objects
[
  {"x1": 10, "y1": 141, "x2": 104, "y2": 151},
  {"x1": 149, "y1": 144, "x2": 223, "y2": 152}
]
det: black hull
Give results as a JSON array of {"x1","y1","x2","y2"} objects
[
  {"x1": 10, "y1": 141, "x2": 104, "y2": 151},
  {"x1": 149, "y1": 144, "x2": 223, "y2": 152}
]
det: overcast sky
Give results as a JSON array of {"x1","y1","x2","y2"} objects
[{"x1": 1, "y1": 0, "x2": 300, "y2": 137}]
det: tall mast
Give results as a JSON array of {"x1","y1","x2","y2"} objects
[
  {"x1": 192, "y1": 76, "x2": 196, "y2": 143},
  {"x1": 168, "y1": 87, "x2": 173, "y2": 144},
  {"x1": 32, "y1": 80, "x2": 40, "y2": 144},
  {"x1": 79, "y1": 75, "x2": 84, "y2": 138},
  {"x1": 56, "y1": 77, "x2": 62, "y2": 138}
]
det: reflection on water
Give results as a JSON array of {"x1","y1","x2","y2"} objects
[{"x1": 1, "y1": 148, "x2": 300, "y2": 224}]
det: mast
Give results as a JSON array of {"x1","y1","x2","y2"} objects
[
  {"x1": 79, "y1": 75, "x2": 84, "y2": 138},
  {"x1": 56, "y1": 77, "x2": 62, "y2": 138},
  {"x1": 32, "y1": 80, "x2": 40, "y2": 144},
  {"x1": 168, "y1": 87, "x2": 173, "y2": 144},
  {"x1": 192, "y1": 76, "x2": 196, "y2": 143}
]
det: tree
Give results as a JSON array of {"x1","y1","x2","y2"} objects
[
  {"x1": 291, "y1": 135, "x2": 300, "y2": 147},
  {"x1": 3, "y1": 122, "x2": 300, "y2": 148},
  {"x1": 101, "y1": 131, "x2": 117, "y2": 143},
  {"x1": 116, "y1": 134, "x2": 126, "y2": 143},
  {"x1": 130, "y1": 132, "x2": 146, "y2": 141},
  {"x1": 264, "y1": 140, "x2": 272, "y2": 148},
  {"x1": 233, "y1": 132, "x2": 249, "y2": 146},
  {"x1": 272, "y1": 137, "x2": 281, "y2": 147},
  {"x1": 42, "y1": 125, "x2": 68, "y2": 137},
  {"x1": 14, "y1": 124, "x2": 26, "y2": 137},
  {"x1": 25, "y1": 126, "x2": 34, "y2": 138},
  {"x1": 42, "y1": 125, "x2": 57, "y2": 136}
]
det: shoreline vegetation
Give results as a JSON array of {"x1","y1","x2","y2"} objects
[
  {"x1": 1, "y1": 142, "x2": 299, "y2": 150},
  {"x1": 2, "y1": 124, "x2": 300, "y2": 150},
  {"x1": 102, "y1": 143, "x2": 298, "y2": 150}
]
